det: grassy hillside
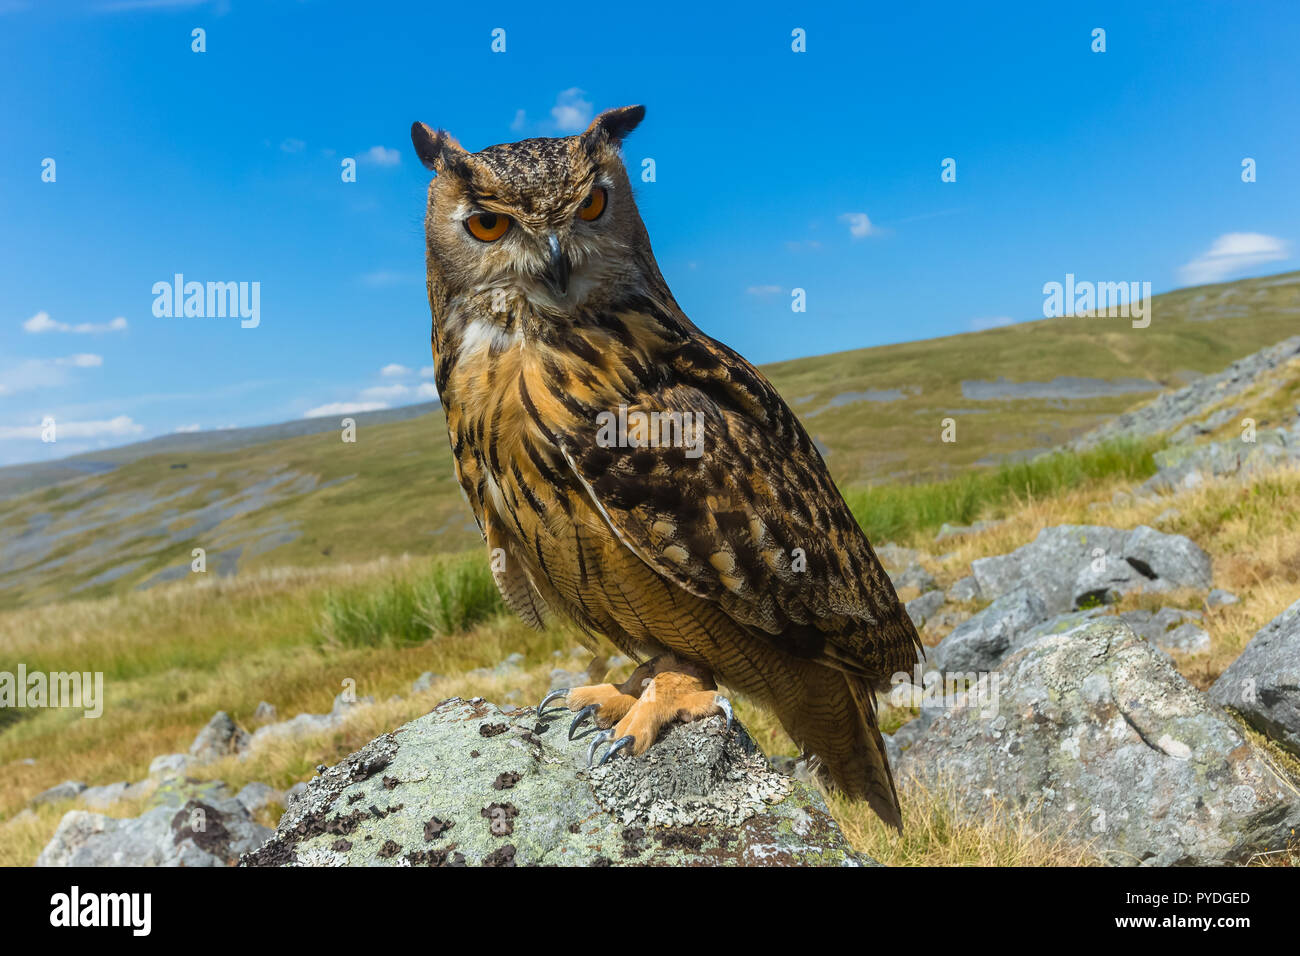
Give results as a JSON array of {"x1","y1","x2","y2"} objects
[{"x1": 1, "y1": 270, "x2": 1297, "y2": 610}]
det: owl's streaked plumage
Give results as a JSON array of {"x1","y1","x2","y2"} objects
[{"x1": 411, "y1": 106, "x2": 921, "y2": 829}]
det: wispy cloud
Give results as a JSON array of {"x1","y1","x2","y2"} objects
[
  {"x1": 358, "y1": 145, "x2": 401, "y2": 167},
  {"x1": 360, "y1": 381, "x2": 439, "y2": 401},
  {"x1": 746, "y1": 285, "x2": 783, "y2": 297},
  {"x1": 280, "y1": 138, "x2": 306, "y2": 153},
  {"x1": 0, "y1": 415, "x2": 143, "y2": 440},
  {"x1": 1180, "y1": 232, "x2": 1290, "y2": 285},
  {"x1": 419, "y1": 365, "x2": 436, "y2": 379},
  {"x1": 22, "y1": 311, "x2": 127, "y2": 334},
  {"x1": 1, "y1": 354, "x2": 104, "y2": 393},
  {"x1": 839, "y1": 212, "x2": 875, "y2": 239},
  {"x1": 550, "y1": 88, "x2": 593, "y2": 133},
  {"x1": 303, "y1": 401, "x2": 388, "y2": 419},
  {"x1": 380, "y1": 363, "x2": 412, "y2": 378},
  {"x1": 174, "y1": 424, "x2": 201, "y2": 433},
  {"x1": 360, "y1": 384, "x2": 411, "y2": 401}
]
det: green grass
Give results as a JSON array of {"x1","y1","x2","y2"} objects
[
  {"x1": 316, "y1": 556, "x2": 503, "y2": 647},
  {"x1": 843, "y1": 437, "x2": 1162, "y2": 542}
]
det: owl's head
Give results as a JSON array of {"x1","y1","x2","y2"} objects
[{"x1": 411, "y1": 105, "x2": 652, "y2": 320}]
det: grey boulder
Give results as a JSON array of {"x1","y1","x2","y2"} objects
[
  {"x1": 1211, "y1": 598, "x2": 1300, "y2": 757},
  {"x1": 189, "y1": 711, "x2": 251, "y2": 763},
  {"x1": 972, "y1": 524, "x2": 1211, "y2": 614},
  {"x1": 905, "y1": 589, "x2": 946, "y2": 628},
  {"x1": 931, "y1": 587, "x2": 1049, "y2": 674},
  {"x1": 1117, "y1": 607, "x2": 1211, "y2": 655},
  {"x1": 37, "y1": 779, "x2": 272, "y2": 867},
  {"x1": 897, "y1": 617, "x2": 1300, "y2": 865}
]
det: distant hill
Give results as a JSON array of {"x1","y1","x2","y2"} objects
[
  {"x1": 0, "y1": 402, "x2": 441, "y2": 502},
  {"x1": 1, "y1": 270, "x2": 1297, "y2": 610}
]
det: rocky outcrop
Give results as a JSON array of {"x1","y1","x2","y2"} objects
[
  {"x1": 1211, "y1": 599, "x2": 1300, "y2": 757},
  {"x1": 1071, "y1": 335, "x2": 1300, "y2": 449},
  {"x1": 241, "y1": 697, "x2": 872, "y2": 867},
  {"x1": 36, "y1": 778, "x2": 272, "y2": 867},
  {"x1": 1141, "y1": 425, "x2": 1300, "y2": 494},
  {"x1": 896, "y1": 617, "x2": 1300, "y2": 865},
  {"x1": 971, "y1": 524, "x2": 1212, "y2": 614}
]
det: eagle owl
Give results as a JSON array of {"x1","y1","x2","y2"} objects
[{"x1": 411, "y1": 105, "x2": 921, "y2": 829}]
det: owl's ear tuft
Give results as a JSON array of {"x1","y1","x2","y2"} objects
[
  {"x1": 411, "y1": 122, "x2": 470, "y2": 176},
  {"x1": 580, "y1": 105, "x2": 646, "y2": 151}
]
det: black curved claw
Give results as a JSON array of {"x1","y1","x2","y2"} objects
[
  {"x1": 537, "y1": 688, "x2": 568, "y2": 718},
  {"x1": 586, "y1": 728, "x2": 614, "y2": 767},
  {"x1": 568, "y1": 704, "x2": 599, "y2": 740},
  {"x1": 715, "y1": 695, "x2": 734, "y2": 735},
  {"x1": 598, "y1": 735, "x2": 635, "y2": 766}
]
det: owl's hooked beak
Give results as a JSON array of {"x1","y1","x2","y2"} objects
[{"x1": 541, "y1": 234, "x2": 571, "y2": 297}]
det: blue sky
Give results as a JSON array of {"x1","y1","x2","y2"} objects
[{"x1": 1, "y1": 0, "x2": 1297, "y2": 465}]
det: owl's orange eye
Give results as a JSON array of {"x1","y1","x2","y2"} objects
[
  {"x1": 464, "y1": 212, "x2": 510, "y2": 242},
  {"x1": 578, "y1": 186, "x2": 607, "y2": 222}
]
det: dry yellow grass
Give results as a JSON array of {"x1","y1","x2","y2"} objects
[{"x1": 830, "y1": 776, "x2": 1099, "y2": 866}]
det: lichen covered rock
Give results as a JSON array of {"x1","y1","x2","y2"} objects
[{"x1": 241, "y1": 697, "x2": 872, "y2": 867}]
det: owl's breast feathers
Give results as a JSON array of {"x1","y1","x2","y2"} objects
[{"x1": 438, "y1": 292, "x2": 921, "y2": 682}]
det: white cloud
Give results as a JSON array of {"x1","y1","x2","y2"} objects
[
  {"x1": 416, "y1": 382, "x2": 439, "y2": 400},
  {"x1": 22, "y1": 312, "x2": 128, "y2": 334},
  {"x1": 551, "y1": 88, "x2": 593, "y2": 133},
  {"x1": 0, "y1": 415, "x2": 143, "y2": 440},
  {"x1": 970, "y1": 316, "x2": 1017, "y2": 332},
  {"x1": 280, "y1": 138, "x2": 306, "y2": 153},
  {"x1": 746, "y1": 285, "x2": 783, "y2": 297},
  {"x1": 380, "y1": 363, "x2": 412, "y2": 378},
  {"x1": 360, "y1": 270, "x2": 417, "y2": 287},
  {"x1": 358, "y1": 145, "x2": 401, "y2": 167},
  {"x1": 1180, "y1": 232, "x2": 1290, "y2": 285},
  {"x1": 419, "y1": 365, "x2": 436, "y2": 378},
  {"x1": 303, "y1": 401, "x2": 388, "y2": 419},
  {"x1": 360, "y1": 384, "x2": 411, "y2": 400},
  {"x1": 510, "y1": 108, "x2": 527, "y2": 132},
  {"x1": 0, "y1": 354, "x2": 104, "y2": 393},
  {"x1": 174, "y1": 424, "x2": 201, "y2": 433},
  {"x1": 839, "y1": 212, "x2": 874, "y2": 239},
  {"x1": 56, "y1": 353, "x2": 103, "y2": 367}
]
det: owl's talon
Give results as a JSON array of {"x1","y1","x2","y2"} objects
[
  {"x1": 537, "y1": 688, "x2": 568, "y2": 718},
  {"x1": 716, "y1": 695, "x2": 734, "y2": 735},
  {"x1": 586, "y1": 728, "x2": 614, "y2": 767},
  {"x1": 568, "y1": 704, "x2": 600, "y2": 740},
  {"x1": 598, "y1": 735, "x2": 635, "y2": 766}
]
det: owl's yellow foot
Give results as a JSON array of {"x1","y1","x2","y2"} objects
[
  {"x1": 537, "y1": 659, "x2": 656, "y2": 740},
  {"x1": 587, "y1": 666, "x2": 732, "y2": 767}
]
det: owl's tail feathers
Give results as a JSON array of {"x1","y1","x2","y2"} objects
[{"x1": 803, "y1": 671, "x2": 903, "y2": 832}]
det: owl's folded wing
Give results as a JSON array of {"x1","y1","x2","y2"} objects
[{"x1": 555, "y1": 334, "x2": 922, "y2": 681}]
